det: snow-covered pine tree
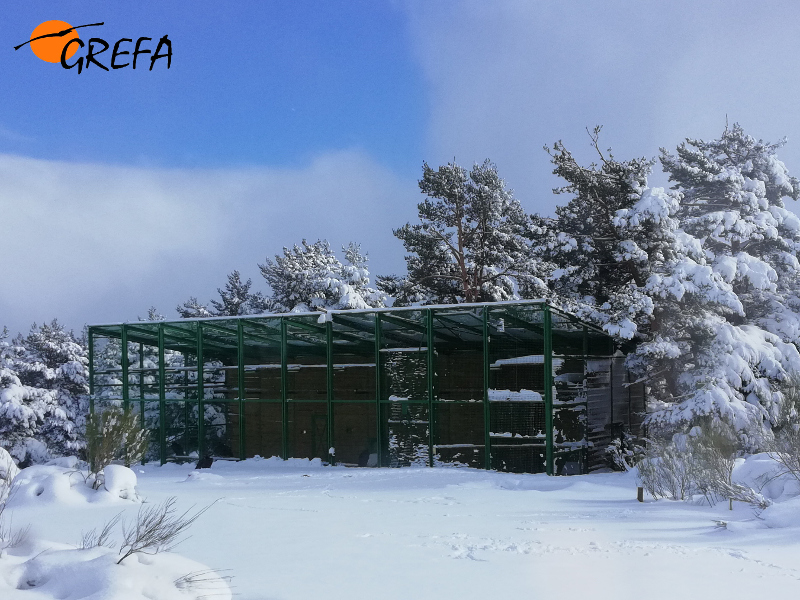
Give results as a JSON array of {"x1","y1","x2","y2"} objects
[
  {"x1": 177, "y1": 271, "x2": 271, "y2": 319},
  {"x1": 385, "y1": 159, "x2": 545, "y2": 306},
  {"x1": 259, "y1": 240, "x2": 386, "y2": 312},
  {"x1": 12, "y1": 321, "x2": 89, "y2": 457},
  {"x1": 0, "y1": 321, "x2": 87, "y2": 463},
  {"x1": 209, "y1": 270, "x2": 272, "y2": 316},
  {"x1": 0, "y1": 328, "x2": 55, "y2": 462},
  {"x1": 176, "y1": 297, "x2": 214, "y2": 319},
  {"x1": 639, "y1": 124, "x2": 800, "y2": 437},
  {"x1": 542, "y1": 127, "x2": 680, "y2": 339}
]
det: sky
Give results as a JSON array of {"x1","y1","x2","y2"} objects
[{"x1": 3, "y1": 1, "x2": 800, "y2": 335}]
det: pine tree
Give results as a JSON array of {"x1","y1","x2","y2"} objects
[
  {"x1": 386, "y1": 159, "x2": 545, "y2": 306},
  {"x1": 638, "y1": 124, "x2": 800, "y2": 435},
  {"x1": 209, "y1": 270, "x2": 272, "y2": 316},
  {"x1": 542, "y1": 127, "x2": 680, "y2": 339},
  {"x1": 13, "y1": 320, "x2": 89, "y2": 456},
  {"x1": 177, "y1": 271, "x2": 271, "y2": 319},
  {"x1": 259, "y1": 240, "x2": 386, "y2": 312},
  {"x1": 176, "y1": 297, "x2": 214, "y2": 319}
]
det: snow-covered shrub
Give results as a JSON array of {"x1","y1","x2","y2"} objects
[
  {"x1": 637, "y1": 436, "x2": 694, "y2": 501},
  {"x1": 0, "y1": 447, "x2": 19, "y2": 483},
  {"x1": 638, "y1": 424, "x2": 769, "y2": 507},
  {"x1": 604, "y1": 432, "x2": 646, "y2": 471},
  {"x1": 103, "y1": 464, "x2": 139, "y2": 501},
  {"x1": 85, "y1": 405, "x2": 148, "y2": 489},
  {"x1": 767, "y1": 372, "x2": 800, "y2": 484}
]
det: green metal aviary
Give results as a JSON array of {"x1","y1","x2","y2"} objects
[{"x1": 87, "y1": 300, "x2": 645, "y2": 475}]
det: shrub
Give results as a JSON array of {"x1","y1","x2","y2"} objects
[
  {"x1": 85, "y1": 405, "x2": 148, "y2": 489},
  {"x1": 638, "y1": 422, "x2": 769, "y2": 508}
]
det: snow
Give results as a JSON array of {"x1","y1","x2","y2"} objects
[
  {"x1": 103, "y1": 465, "x2": 139, "y2": 501},
  {"x1": 4, "y1": 458, "x2": 800, "y2": 599},
  {"x1": 488, "y1": 388, "x2": 543, "y2": 402},
  {"x1": 0, "y1": 447, "x2": 19, "y2": 482},
  {"x1": 0, "y1": 540, "x2": 231, "y2": 600}
]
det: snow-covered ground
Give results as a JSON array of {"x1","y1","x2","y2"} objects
[{"x1": 4, "y1": 458, "x2": 800, "y2": 599}]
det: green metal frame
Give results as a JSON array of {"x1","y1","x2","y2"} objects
[{"x1": 87, "y1": 300, "x2": 627, "y2": 475}]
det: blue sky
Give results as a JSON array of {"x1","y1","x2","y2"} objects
[
  {"x1": 2, "y1": 2, "x2": 426, "y2": 174},
  {"x1": 3, "y1": 1, "x2": 800, "y2": 334}
]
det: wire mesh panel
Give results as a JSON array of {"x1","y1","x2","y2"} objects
[
  {"x1": 202, "y1": 401, "x2": 236, "y2": 458},
  {"x1": 487, "y1": 305, "x2": 547, "y2": 473},
  {"x1": 433, "y1": 401, "x2": 485, "y2": 468},
  {"x1": 430, "y1": 307, "x2": 486, "y2": 467},
  {"x1": 242, "y1": 319, "x2": 282, "y2": 401},
  {"x1": 333, "y1": 403, "x2": 377, "y2": 465},
  {"x1": 549, "y1": 312, "x2": 592, "y2": 473},
  {"x1": 243, "y1": 401, "x2": 282, "y2": 458},
  {"x1": 164, "y1": 400, "x2": 198, "y2": 459},
  {"x1": 379, "y1": 309, "x2": 430, "y2": 467},
  {"x1": 91, "y1": 328, "x2": 124, "y2": 402},
  {"x1": 382, "y1": 402, "x2": 430, "y2": 467},
  {"x1": 287, "y1": 402, "x2": 328, "y2": 460},
  {"x1": 585, "y1": 358, "x2": 612, "y2": 471}
]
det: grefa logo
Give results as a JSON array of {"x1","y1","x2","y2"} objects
[{"x1": 14, "y1": 20, "x2": 172, "y2": 73}]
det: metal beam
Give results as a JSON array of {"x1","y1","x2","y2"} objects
[
  {"x1": 158, "y1": 324, "x2": 166, "y2": 465},
  {"x1": 237, "y1": 320, "x2": 246, "y2": 460},
  {"x1": 121, "y1": 325, "x2": 129, "y2": 411},
  {"x1": 197, "y1": 324, "x2": 205, "y2": 458},
  {"x1": 543, "y1": 305, "x2": 554, "y2": 475},
  {"x1": 139, "y1": 342, "x2": 145, "y2": 466},
  {"x1": 280, "y1": 318, "x2": 289, "y2": 460},
  {"x1": 326, "y1": 320, "x2": 334, "y2": 465},
  {"x1": 482, "y1": 307, "x2": 491, "y2": 470},
  {"x1": 426, "y1": 309, "x2": 435, "y2": 468},
  {"x1": 88, "y1": 328, "x2": 95, "y2": 415},
  {"x1": 374, "y1": 313, "x2": 383, "y2": 468}
]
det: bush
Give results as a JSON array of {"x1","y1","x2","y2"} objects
[
  {"x1": 638, "y1": 422, "x2": 770, "y2": 508},
  {"x1": 768, "y1": 372, "x2": 800, "y2": 484},
  {"x1": 85, "y1": 405, "x2": 148, "y2": 489},
  {"x1": 604, "y1": 431, "x2": 646, "y2": 471}
]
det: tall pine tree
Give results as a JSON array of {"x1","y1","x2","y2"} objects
[
  {"x1": 385, "y1": 159, "x2": 545, "y2": 305},
  {"x1": 637, "y1": 124, "x2": 800, "y2": 435}
]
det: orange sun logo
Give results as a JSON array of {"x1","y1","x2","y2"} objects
[{"x1": 28, "y1": 20, "x2": 80, "y2": 63}]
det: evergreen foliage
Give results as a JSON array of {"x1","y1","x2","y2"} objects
[
  {"x1": 385, "y1": 159, "x2": 546, "y2": 305},
  {"x1": 259, "y1": 239, "x2": 386, "y2": 312},
  {"x1": 0, "y1": 322, "x2": 88, "y2": 463}
]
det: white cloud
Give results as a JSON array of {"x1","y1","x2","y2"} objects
[
  {"x1": 0, "y1": 151, "x2": 417, "y2": 334},
  {"x1": 406, "y1": 0, "x2": 800, "y2": 212}
]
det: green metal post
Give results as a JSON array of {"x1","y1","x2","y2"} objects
[
  {"x1": 374, "y1": 313, "x2": 383, "y2": 467},
  {"x1": 88, "y1": 328, "x2": 94, "y2": 415},
  {"x1": 237, "y1": 320, "x2": 246, "y2": 460},
  {"x1": 426, "y1": 309, "x2": 435, "y2": 468},
  {"x1": 139, "y1": 342, "x2": 145, "y2": 465},
  {"x1": 280, "y1": 318, "x2": 289, "y2": 460},
  {"x1": 609, "y1": 347, "x2": 614, "y2": 426},
  {"x1": 482, "y1": 307, "x2": 491, "y2": 470},
  {"x1": 121, "y1": 325, "x2": 129, "y2": 409},
  {"x1": 197, "y1": 324, "x2": 205, "y2": 458},
  {"x1": 120, "y1": 326, "x2": 130, "y2": 466},
  {"x1": 158, "y1": 324, "x2": 166, "y2": 465},
  {"x1": 583, "y1": 325, "x2": 589, "y2": 475},
  {"x1": 543, "y1": 305, "x2": 554, "y2": 475},
  {"x1": 326, "y1": 320, "x2": 334, "y2": 465}
]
